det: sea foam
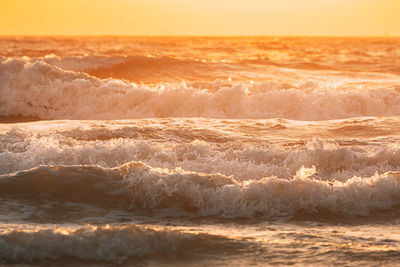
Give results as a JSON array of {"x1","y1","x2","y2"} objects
[
  {"x1": 1, "y1": 120, "x2": 400, "y2": 181},
  {"x1": 1, "y1": 58, "x2": 400, "y2": 120},
  {"x1": 1, "y1": 162, "x2": 400, "y2": 219}
]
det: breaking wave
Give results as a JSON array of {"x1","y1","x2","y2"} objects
[
  {"x1": 1, "y1": 58, "x2": 400, "y2": 121},
  {"x1": 1, "y1": 121, "x2": 400, "y2": 181},
  {"x1": 1, "y1": 162, "x2": 400, "y2": 219}
]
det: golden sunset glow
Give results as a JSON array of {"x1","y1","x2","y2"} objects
[
  {"x1": 2, "y1": 0, "x2": 400, "y2": 264},
  {"x1": 1, "y1": 0, "x2": 399, "y2": 36}
]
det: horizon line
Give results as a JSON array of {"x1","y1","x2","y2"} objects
[{"x1": 0, "y1": 34, "x2": 399, "y2": 38}]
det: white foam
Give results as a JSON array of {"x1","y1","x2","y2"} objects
[
  {"x1": 1, "y1": 58, "x2": 400, "y2": 120},
  {"x1": 1, "y1": 120, "x2": 400, "y2": 181},
  {"x1": 2, "y1": 161, "x2": 400, "y2": 218},
  {"x1": 119, "y1": 162, "x2": 400, "y2": 217}
]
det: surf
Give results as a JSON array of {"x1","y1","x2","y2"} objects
[{"x1": 1, "y1": 58, "x2": 400, "y2": 121}]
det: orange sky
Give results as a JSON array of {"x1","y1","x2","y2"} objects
[{"x1": 0, "y1": 0, "x2": 399, "y2": 36}]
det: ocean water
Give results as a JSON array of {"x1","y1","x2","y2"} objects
[{"x1": 1, "y1": 36, "x2": 400, "y2": 266}]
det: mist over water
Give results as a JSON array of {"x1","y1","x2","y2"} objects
[{"x1": 1, "y1": 37, "x2": 400, "y2": 265}]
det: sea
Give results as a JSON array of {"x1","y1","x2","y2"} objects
[{"x1": 1, "y1": 36, "x2": 400, "y2": 266}]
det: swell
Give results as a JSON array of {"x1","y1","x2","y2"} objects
[
  {"x1": 12, "y1": 54, "x2": 400, "y2": 80},
  {"x1": 0, "y1": 223, "x2": 249, "y2": 264},
  {"x1": 2, "y1": 37, "x2": 400, "y2": 76},
  {"x1": 17, "y1": 55, "x2": 221, "y2": 83},
  {"x1": 1, "y1": 162, "x2": 400, "y2": 219},
  {"x1": 85, "y1": 56, "x2": 222, "y2": 83},
  {"x1": 1, "y1": 58, "x2": 400, "y2": 121},
  {"x1": 244, "y1": 57, "x2": 400, "y2": 75}
]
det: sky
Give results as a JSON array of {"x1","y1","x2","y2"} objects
[{"x1": 0, "y1": 0, "x2": 399, "y2": 36}]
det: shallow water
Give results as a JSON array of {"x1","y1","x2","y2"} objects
[{"x1": 1, "y1": 37, "x2": 400, "y2": 265}]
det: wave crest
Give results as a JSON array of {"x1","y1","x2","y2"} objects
[
  {"x1": 1, "y1": 122, "x2": 400, "y2": 181},
  {"x1": 1, "y1": 58, "x2": 400, "y2": 120},
  {"x1": 2, "y1": 162, "x2": 400, "y2": 219}
]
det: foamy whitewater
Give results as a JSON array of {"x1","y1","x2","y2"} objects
[{"x1": 1, "y1": 37, "x2": 400, "y2": 266}]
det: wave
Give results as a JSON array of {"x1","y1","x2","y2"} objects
[
  {"x1": 1, "y1": 121, "x2": 400, "y2": 181},
  {"x1": 1, "y1": 162, "x2": 400, "y2": 219},
  {"x1": 20, "y1": 54, "x2": 400, "y2": 79},
  {"x1": 3, "y1": 37, "x2": 400, "y2": 76},
  {"x1": 60, "y1": 55, "x2": 218, "y2": 83},
  {"x1": 1, "y1": 58, "x2": 400, "y2": 121},
  {"x1": 2, "y1": 54, "x2": 222, "y2": 83},
  {"x1": 0, "y1": 223, "x2": 246, "y2": 264},
  {"x1": 244, "y1": 57, "x2": 400, "y2": 75},
  {"x1": 42, "y1": 54, "x2": 127, "y2": 72}
]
